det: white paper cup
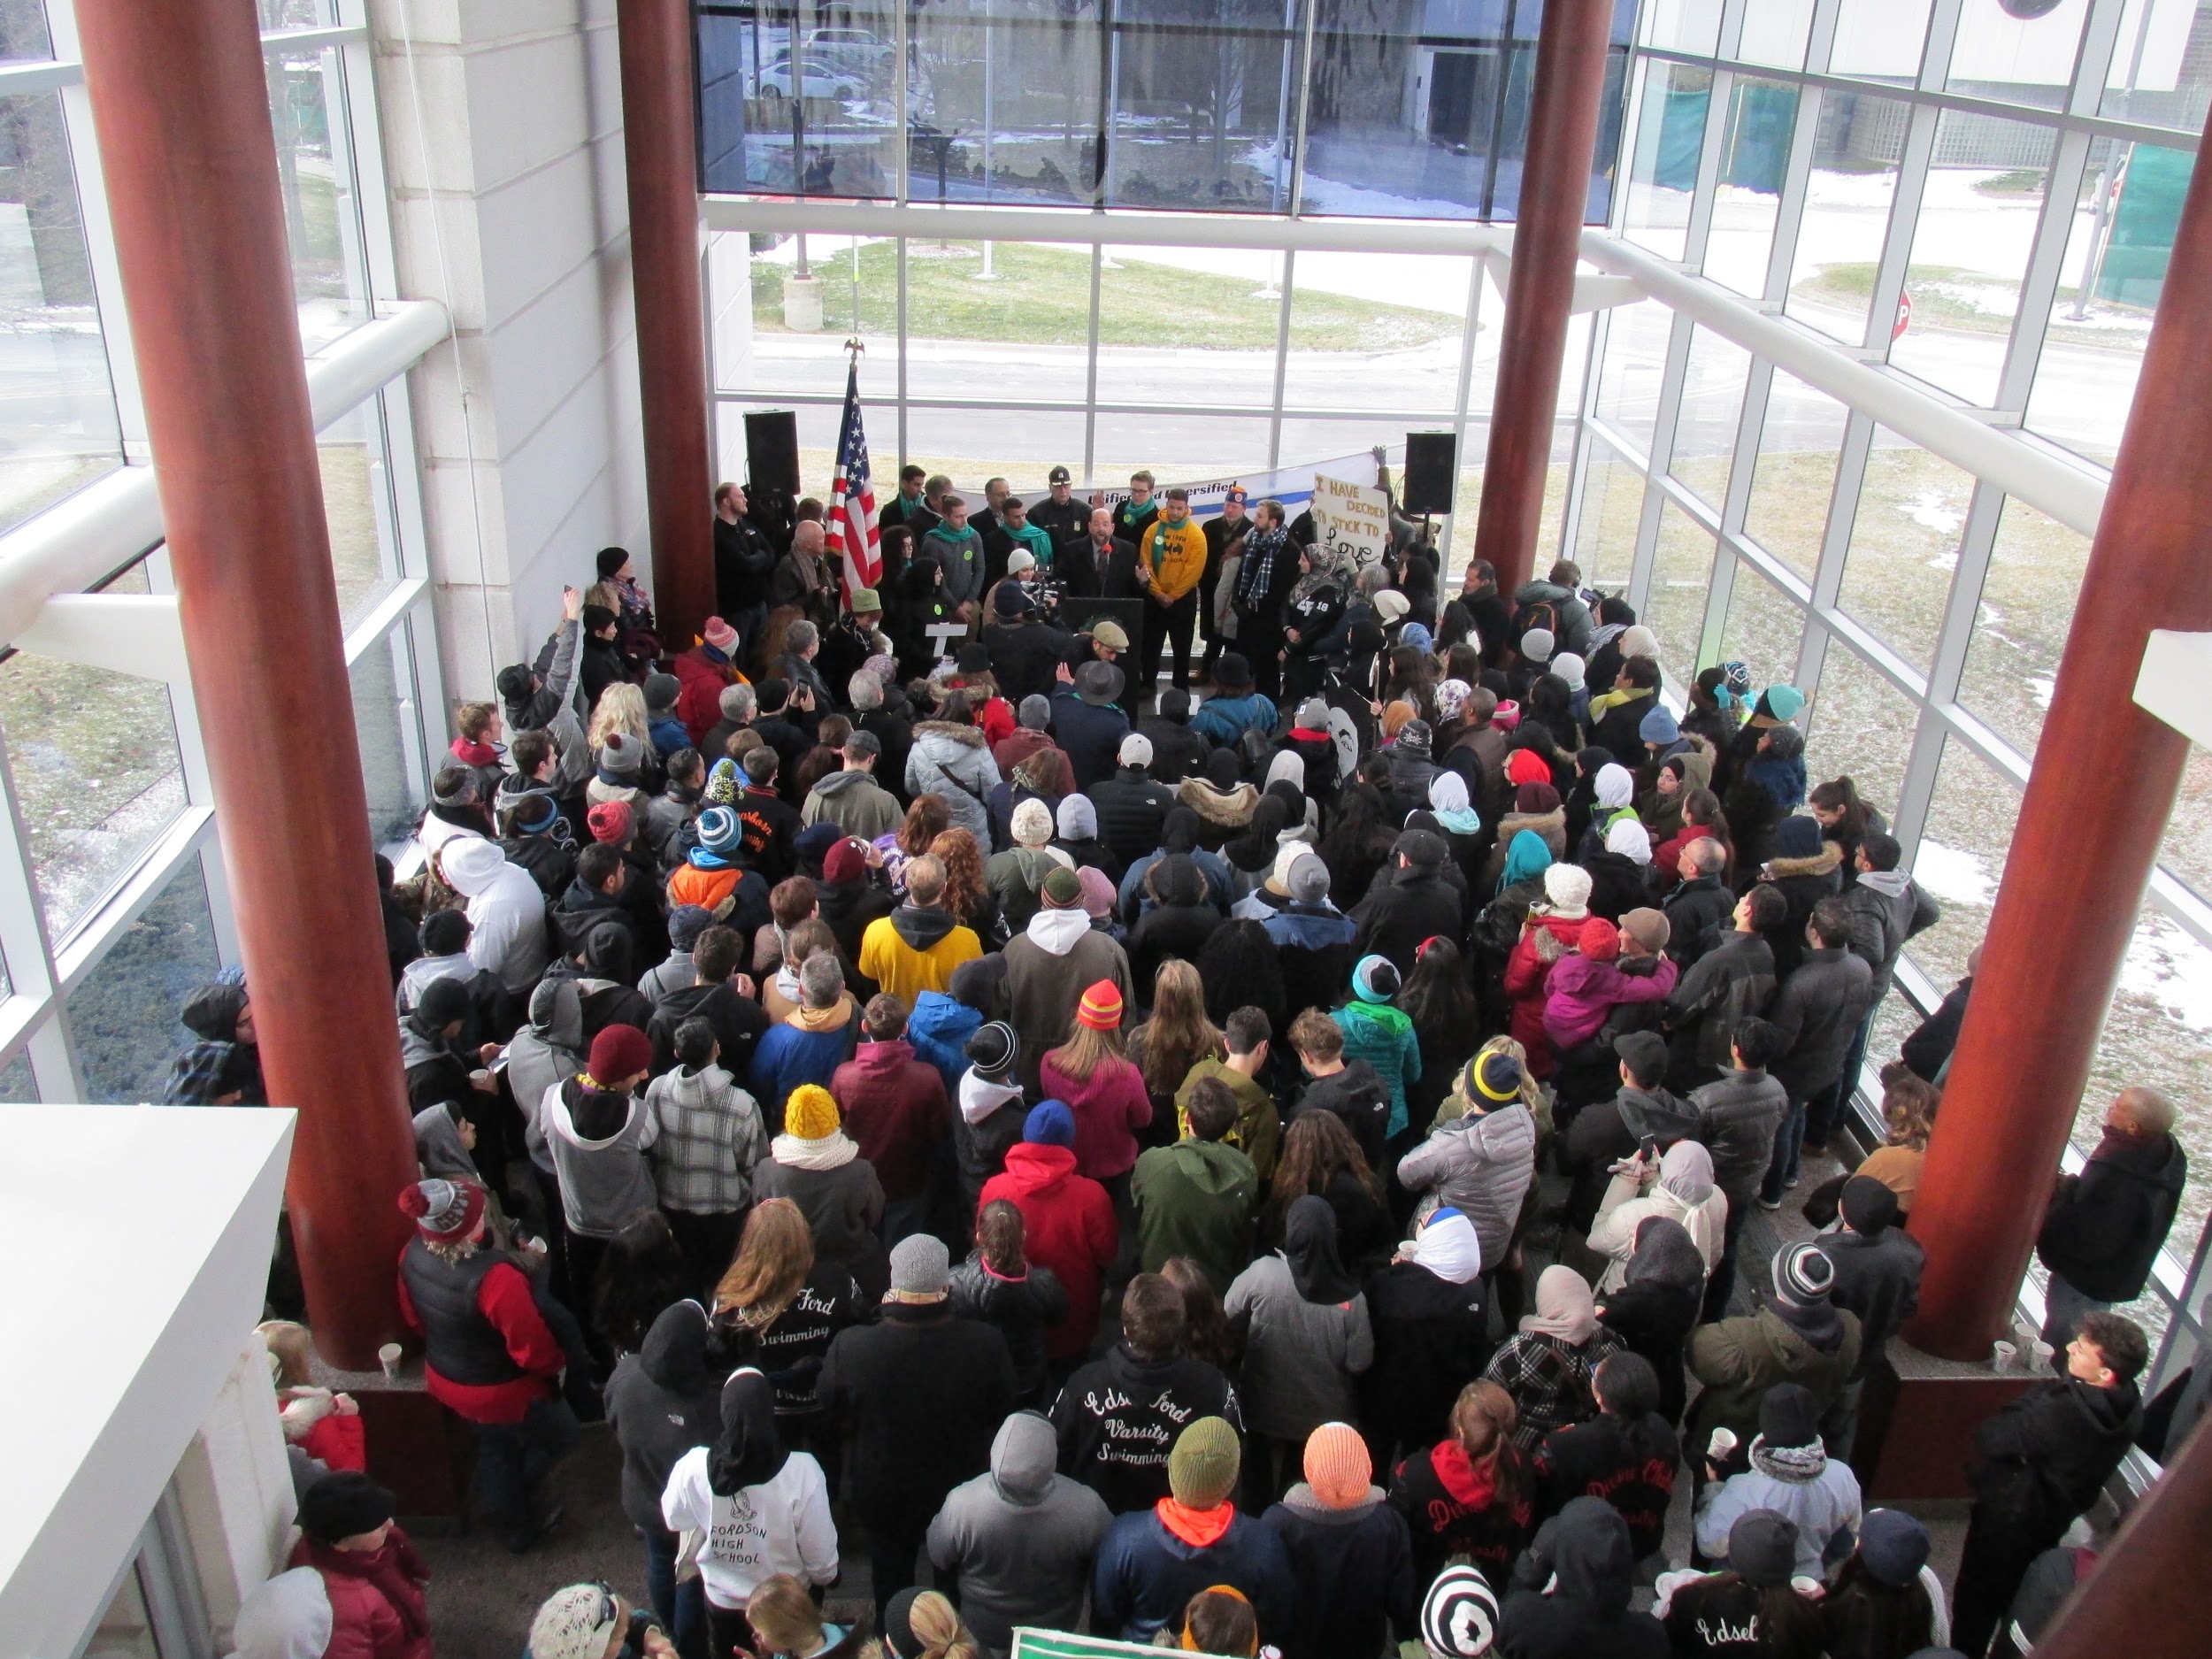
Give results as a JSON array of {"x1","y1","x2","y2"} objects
[
  {"x1": 378, "y1": 1341, "x2": 403, "y2": 1381},
  {"x1": 1707, "y1": 1427, "x2": 1738, "y2": 1460},
  {"x1": 2032, "y1": 1340, "x2": 2055, "y2": 1371},
  {"x1": 1992, "y1": 1340, "x2": 2017, "y2": 1372}
]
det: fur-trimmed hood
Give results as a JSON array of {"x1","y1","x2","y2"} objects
[
  {"x1": 1176, "y1": 776, "x2": 1260, "y2": 826},
  {"x1": 912, "y1": 719, "x2": 987, "y2": 749},
  {"x1": 1763, "y1": 841, "x2": 1843, "y2": 880}
]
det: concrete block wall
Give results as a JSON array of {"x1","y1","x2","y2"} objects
[{"x1": 369, "y1": 0, "x2": 649, "y2": 704}]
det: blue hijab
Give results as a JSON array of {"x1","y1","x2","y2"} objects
[{"x1": 1497, "y1": 827, "x2": 1554, "y2": 895}]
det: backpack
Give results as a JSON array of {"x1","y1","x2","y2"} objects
[{"x1": 1516, "y1": 596, "x2": 1560, "y2": 649}]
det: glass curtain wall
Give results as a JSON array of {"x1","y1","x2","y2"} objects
[
  {"x1": 1573, "y1": 0, "x2": 2212, "y2": 1377},
  {"x1": 0, "y1": 1, "x2": 442, "y2": 1104}
]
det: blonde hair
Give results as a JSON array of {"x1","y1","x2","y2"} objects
[
  {"x1": 256, "y1": 1320, "x2": 314, "y2": 1388},
  {"x1": 1133, "y1": 959, "x2": 1222, "y2": 1097},
  {"x1": 1476, "y1": 1034, "x2": 1545, "y2": 1113},
  {"x1": 588, "y1": 680, "x2": 651, "y2": 752},
  {"x1": 1047, "y1": 1019, "x2": 1125, "y2": 1086},
  {"x1": 746, "y1": 1575, "x2": 825, "y2": 1656},
  {"x1": 866, "y1": 1592, "x2": 976, "y2": 1659},
  {"x1": 454, "y1": 700, "x2": 498, "y2": 741}
]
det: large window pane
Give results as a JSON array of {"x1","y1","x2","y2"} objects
[
  {"x1": 1620, "y1": 58, "x2": 1709, "y2": 260},
  {"x1": 268, "y1": 42, "x2": 369, "y2": 349},
  {"x1": 2160, "y1": 745, "x2": 2212, "y2": 907},
  {"x1": 1957, "y1": 495, "x2": 2087, "y2": 761},
  {"x1": 1838, "y1": 432, "x2": 1974, "y2": 671},
  {"x1": 1737, "y1": 0, "x2": 1814, "y2": 71},
  {"x1": 320, "y1": 399, "x2": 402, "y2": 634},
  {"x1": 1640, "y1": 0, "x2": 1721, "y2": 56},
  {"x1": 1786, "y1": 94, "x2": 1908, "y2": 347},
  {"x1": 731, "y1": 232, "x2": 900, "y2": 400},
  {"x1": 1094, "y1": 248, "x2": 1272, "y2": 409},
  {"x1": 1667, "y1": 325, "x2": 1750, "y2": 511},
  {"x1": 1594, "y1": 299, "x2": 1672, "y2": 458},
  {"x1": 0, "y1": 563, "x2": 188, "y2": 940},
  {"x1": 1887, "y1": 114, "x2": 2056, "y2": 406},
  {"x1": 0, "y1": 0, "x2": 51, "y2": 61},
  {"x1": 1831, "y1": 0, "x2": 1932, "y2": 83},
  {"x1": 67, "y1": 850, "x2": 222, "y2": 1105},
  {"x1": 1703, "y1": 79, "x2": 1799, "y2": 298},
  {"x1": 1280, "y1": 253, "x2": 1470, "y2": 416},
  {"x1": 915, "y1": 3, "x2": 1102, "y2": 207},
  {"x1": 695, "y1": 0, "x2": 903, "y2": 199},
  {"x1": 1570, "y1": 438, "x2": 1646, "y2": 595},
  {"x1": 1455, "y1": 426, "x2": 1576, "y2": 579},
  {"x1": 1804, "y1": 645, "x2": 1919, "y2": 815},
  {"x1": 353, "y1": 626, "x2": 422, "y2": 850},
  {"x1": 1093, "y1": 413, "x2": 1270, "y2": 480},
  {"x1": 2101, "y1": 0, "x2": 2212, "y2": 132},
  {"x1": 1717, "y1": 558, "x2": 1803, "y2": 694},
  {"x1": 903, "y1": 408, "x2": 1090, "y2": 495},
  {"x1": 909, "y1": 238, "x2": 1095, "y2": 404},
  {"x1": 1742, "y1": 371, "x2": 1847, "y2": 581},
  {"x1": 1643, "y1": 501, "x2": 1716, "y2": 692},
  {"x1": 0, "y1": 1048, "x2": 33, "y2": 1101},
  {"x1": 1945, "y1": 0, "x2": 2085, "y2": 112},
  {"x1": 2025, "y1": 139, "x2": 2191, "y2": 467},
  {"x1": 1108, "y1": 4, "x2": 1297, "y2": 212},
  {"x1": 1907, "y1": 734, "x2": 2018, "y2": 992},
  {"x1": 0, "y1": 88, "x2": 126, "y2": 531}
]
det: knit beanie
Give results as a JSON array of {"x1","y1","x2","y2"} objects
[
  {"x1": 1840, "y1": 1174, "x2": 1901, "y2": 1237},
  {"x1": 1856, "y1": 1508, "x2": 1932, "y2": 1587},
  {"x1": 643, "y1": 672, "x2": 680, "y2": 713},
  {"x1": 588, "y1": 1024, "x2": 652, "y2": 1087},
  {"x1": 1078, "y1": 979, "x2": 1124, "y2": 1030},
  {"x1": 887, "y1": 1234, "x2": 950, "y2": 1302},
  {"x1": 1420, "y1": 1566, "x2": 1499, "y2": 1659},
  {"x1": 1296, "y1": 696, "x2": 1330, "y2": 729},
  {"x1": 1352, "y1": 955, "x2": 1401, "y2": 1003},
  {"x1": 695, "y1": 804, "x2": 741, "y2": 853},
  {"x1": 1011, "y1": 797, "x2": 1056, "y2": 848},
  {"x1": 1728, "y1": 1511, "x2": 1800, "y2": 1589},
  {"x1": 1771, "y1": 1240, "x2": 1835, "y2": 1307},
  {"x1": 1578, "y1": 917, "x2": 1621, "y2": 961},
  {"x1": 1639, "y1": 704, "x2": 1680, "y2": 745},
  {"x1": 598, "y1": 732, "x2": 644, "y2": 780},
  {"x1": 1507, "y1": 748, "x2": 1553, "y2": 787},
  {"x1": 785, "y1": 1084, "x2": 841, "y2": 1141},
  {"x1": 1521, "y1": 626, "x2": 1555, "y2": 663},
  {"x1": 399, "y1": 1178, "x2": 485, "y2": 1240},
  {"x1": 1471, "y1": 1050, "x2": 1522, "y2": 1104},
  {"x1": 588, "y1": 800, "x2": 633, "y2": 845},
  {"x1": 1759, "y1": 1381, "x2": 1821, "y2": 1450},
  {"x1": 1041, "y1": 865, "x2": 1084, "y2": 909},
  {"x1": 1618, "y1": 907, "x2": 1671, "y2": 955},
  {"x1": 1394, "y1": 718, "x2": 1432, "y2": 760},
  {"x1": 1286, "y1": 852, "x2": 1331, "y2": 904},
  {"x1": 1167, "y1": 1416, "x2": 1241, "y2": 1509},
  {"x1": 296, "y1": 1471, "x2": 396, "y2": 1546},
  {"x1": 1543, "y1": 863, "x2": 1594, "y2": 914},
  {"x1": 529, "y1": 1586, "x2": 624, "y2": 1659},
  {"x1": 1018, "y1": 694, "x2": 1051, "y2": 730},
  {"x1": 669, "y1": 903, "x2": 714, "y2": 951},
  {"x1": 1302, "y1": 1422, "x2": 1372, "y2": 1509},
  {"x1": 703, "y1": 758, "x2": 741, "y2": 806},
  {"x1": 964, "y1": 1021, "x2": 1018, "y2": 1078},
  {"x1": 1024, "y1": 1100, "x2": 1076, "y2": 1147},
  {"x1": 1762, "y1": 684, "x2": 1807, "y2": 722},
  {"x1": 1491, "y1": 700, "x2": 1521, "y2": 732},
  {"x1": 824, "y1": 837, "x2": 869, "y2": 885}
]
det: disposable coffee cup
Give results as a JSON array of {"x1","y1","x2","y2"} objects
[
  {"x1": 469, "y1": 1068, "x2": 494, "y2": 1089},
  {"x1": 1992, "y1": 1340, "x2": 2017, "y2": 1372},
  {"x1": 2032, "y1": 1340, "x2": 2055, "y2": 1370},
  {"x1": 378, "y1": 1342, "x2": 403, "y2": 1381},
  {"x1": 1707, "y1": 1427, "x2": 1737, "y2": 1460}
]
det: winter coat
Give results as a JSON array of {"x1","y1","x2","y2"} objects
[
  {"x1": 287, "y1": 1532, "x2": 431, "y2": 1659},
  {"x1": 1486, "y1": 1328, "x2": 1627, "y2": 1452},
  {"x1": 831, "y1": 1039, "x2": 949, "y2": 1202},
  {"x1": 647, "y1": 980, "x2": 771, "y2": 1085},
  {"x1": 926, "y1": 1412, "x2": 1114, "y2": 1655},
  {"x1": 1092, "y1": 1505, "x2": 1296, "y2": 1643},
  {"x1": 1043, "y1": 1053, "x2": 1153, "y2": 1184},
  {"x1": 799, "y1": 767, "x2": 903, "y2": 841},
  {"x1": 1263, "y1": 902, "x2": 1361, "y2": 1022},
  {"x1": 659, "y1": 1441, "x2": 837, "y2": 1612},
  {"x1": 1294, "y1": 1060, "x2": 1393, "y2": 1171},
  {"x1": 1136, "y1": 715, "x2": 1211, "y2": 783},
  {"x1": 1090, "y1": 765, "x2": 1179, "y2": 866},
  {"x1": 1050, "y1": 689, "x2": 1133, "y2": 793},
  {"x1": 1689, "y1": 1067, "x2": 1790, "y2": 1209},
  {"x1": 1967, "y1": 1376, "x2": 2143, "y2": 1547},
  {"x1": 1543, "y1": 953, "x2": 1679, "y2": 1052},
  {"x1": 1685, "y1": 1306, "x2": 1864, "y2": 1452},
  {"x1": 858, "y1": 905, "x2": 983, "y2": 1010},
  {"x1": 1596, "y1": 1279, "x2": 1702, "y2": 1428},
  {"x1": 2035, "y1": 1129, "x2": 2187, "y2": 1302},
  {"x1": 1661, "y1": 874, "x2": 1736, "y2": 970},
  {"x1": 1131, "y1": 1137, "x2": 1258, "y2": 1291},
  {"x1": 1479, "y1": 807, "x2": 1567, "y2": 892},
  {"x1": 904, "y1": 721, "x2": 1002, "y2": 840},
  {"x1": 442, "y1": 841, "x2": 551, "y2": 994},
  {"x1": 1498, "y1": 1498, "x2": 1669, "y2": 1659},
  {"x1": 1225, "y1": 1253, "x2": 1374, "y2": 1441},
  {"x1": 1767, "y1": 946, "x2": 1874, "y2": 1102},
  {"x1": 1503, "y1": 910, "x2": 1586, "y2": 1073},
  {"x1": 1532, "y1": 1412, "x2": 1681, "y2": 1563},
  {"x1": 603, "y1": 1302, "x2": 720, "y2": 1533},
  {"x1": 981, "y1": 617, "x2": 1074, "y2": 706},
  {"x1": 707, "y1": 1259, "x2": 865, "y2": 1422},
  {"x1": 1333, "y1": 1001, "x2": 1423, "y2": 1141},
  {"x1": 817, "y1": 1304, "x2": 1017, "y2": 1530},
  {"x1": 541, "y1": 1080, "x2": 659, "y2": 1237},
  {"x1": 749, "y1": 1009, "x2": 863, "y2": 1125},
  {"x1": 1190, "y1": 690, "x2": 1279, "y2": 748},
  {"x1": 1388, "y1": 1438, "x2": 1534, "y2": 1589},
  {"x1": 985, "y1": 844, "x2": 1072, "y2": 935},
  {"x1": 1694, "y1": 1453, "x2": 1863, "y2": 1575},
  {"x1": 1757, "y1": 842, "x2": 1846, "y2": 979},
  {"x1": 1396, "y1": 1103, "x2": 1539, "y2": 1268},
  {"x1": 1818, "y1": 1225, "x2": 1925, "y2": 1381},
  {"x1": 1003, "y1": 907, "x2": 1133, "y2": 1094},
  {"x1": 981, "y1": 1143, "x2": 1118, "y2": 1360},
  {"x1": 908, "y1": 990, "x2": 985, "y2": 1098},
  {"x1": 1362, "y1": 1262, "x2": 1491, "y2": 1459},
  {"x1": 949, "y1": 1256, "x2": 1070, "y2": 1405},
  {"x1": 1127, "y1": 901, "x2": 1224, "y2": 996},
  {"x1": 1175, "y1": 775, "x2": 1261, "y2": 849},
  {"x1": 1259, "y1": 1486, "x2": 1420, "y2": 1659},
  {"x1": 1838, "y1": 870, "x2": 1939, "y2": 995},
  {"x1": 752, "y1": 1150, "x2": 888, "y2": 1302},
  {"x1": 1901, "y1": 972, "x2": 1972, "y2": 1081},
  {"x1": 1350, "y1": 865, "x2": 1463, "y2": 976},
  {"x1": 1586, "y1": 1169, "x2": 1726, "y2": 1294},
  {"x1": 1664, "y1": 930, "x2": 1778, "y2": 1079}
]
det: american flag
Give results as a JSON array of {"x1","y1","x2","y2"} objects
[{"x1": 826, "y1": 361, "x2": 880, "y2": 602}]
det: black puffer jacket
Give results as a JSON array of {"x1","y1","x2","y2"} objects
[
  {"x1": 1089, "y1": 765, "x2": 1179, "y2": 866},
  {"x1": 1968, "y1": 1375, "x2": 2143, "y2": 1542},
  {"x1": 2036, "y1": 1129, "x2": 2187, "y2": 1302}
]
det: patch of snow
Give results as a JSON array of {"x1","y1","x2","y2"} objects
[
  {"x1": 1914, "y1": 839, "x2": 1996, "y2": 908},
  {"x1": 2118, "y1": 911, "x2": 2212, "y2": 1034},
  {"x1": 1898, "y1": 489, "x2": 1965, "y2": 537},
  {"x1": 2029, "y1": 673, "x2": 2055, "y2": 711}
]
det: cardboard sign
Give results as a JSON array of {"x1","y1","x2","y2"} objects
[{"x1": 1310, "y1": 472, "x2": 1392, "y2": 580}]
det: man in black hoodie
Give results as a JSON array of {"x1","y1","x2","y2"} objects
[
  {"x1": 1287, "y1": 1009, "x2": 1392, "y2": 1172},
  {"x1": 1813, "y1": 1176, "x2": 1924, "y2": 1459},
  {"x1": 646, "y1": 925, "x2": 768, "y2": 1080},
  {"x1": 1349, "y1": 829, "x2": 1462, "y2": 976},
  {"x1": 2034, "y1": 1086, "x2": 2186, "y2": 1351},
  {"x1": 603, "y1": 1301, "x2": 719, "y2": 1647},
  {"x1": 1951, "y1": 1310, "x2": 2147, "y2": 1659},
  {"x1": 1499, "y1": 1494, "x2": 1667, "y2": 1659},
  {"x1": 1051, "y1": 1272, "x2": 1242, "y2": 1515}
]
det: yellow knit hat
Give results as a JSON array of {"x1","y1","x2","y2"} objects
[{"x1": 786, "y1": 1084, "x2": 840, "y2": 1141}]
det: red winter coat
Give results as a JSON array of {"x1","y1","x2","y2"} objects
[
  {"x1": 981, "y1": 1142, "x2": 1118, "y2": 1359},
  {"x1": 1042, "y1": 1053, "x2": 1154, "y2": 1182},
  {"x1": 1502, "y1": 910, "x2": 1587, "y2": 1078},
  {"x1": 289, "y1": 1531, "x2": 432, "y2": 1659},
  {"x1": 672, "y1": 644, "x2": 743, "y2": 742},
  {"x1": 831, "y1": 1040, "x2": 949, "y2": 1202}
]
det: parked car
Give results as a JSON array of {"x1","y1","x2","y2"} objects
[
  {"x1": 757, "y1": 56, "x2": 864, "y2": 100},
  {"x1": 803, "y1": 27, "x2": 893, "y2": 77}
]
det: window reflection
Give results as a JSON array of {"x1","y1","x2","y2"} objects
[
  {"x1": 68, "y1": 851, "x2": 221, "y2": 1106},
  {"x1": 267, "y1": 42, "x2": 370, "y2": 349}
]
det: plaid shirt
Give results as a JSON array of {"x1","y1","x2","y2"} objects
[
  {"x1": 1484, "y1": 1328, "x2": 1624, "y2": 1452},
  {"x1": 645, "y1": 1064, "x2": 764, "y2": 1214}
]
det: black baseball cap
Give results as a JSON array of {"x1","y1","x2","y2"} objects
[
  {"x1": 1048, "y1": 465, "x2": 1071, "y2": 484},
  {"x1": 1612, "y1": 1030, "x2": 1670, "y2": 1085}
]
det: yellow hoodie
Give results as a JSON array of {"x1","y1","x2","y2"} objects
[{"x1": 1142, "y1": 515, "x2": 1209, "y2": 603}]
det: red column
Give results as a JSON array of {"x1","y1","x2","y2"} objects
[
  {"x1": 2032, "y1": 1415, "x2": 2208, "y2": 1659},
  {"x1": 1905, "y1": 137, "x2": 2212, "y2": 1359},
  {"x1": 73, "y1": 0, "x2": 416, "y2": 1367},
  {"x1": 618, "y1": 0, "x2": 716, "y2": 649},
  {"x1": 1470, "y1": 0, "x2": 1613, "y2": 595}
]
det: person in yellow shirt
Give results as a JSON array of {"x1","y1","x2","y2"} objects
[
  {"x1": 1136, "y1": 487, "x2": 1209, "y2": 702},
  {"x1": 856, "y1": 854, "x2": 982, "y2": 1006}
]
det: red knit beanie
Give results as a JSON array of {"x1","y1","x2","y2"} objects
[
  {"x1": 1077, "y1": 979, "x2": 1124, "y2": 1031},
  {"x1": 824, "y1": 837, "x2": 868, "y2": 885},
  {"x1": 588, "y1": 800, "x2": 634, "y2": 845},
  {"x1": 588, "y1": 1023, "x2": 652, "y2": 1086},
  {"x1": 1578, "y1": 917, "x2": 1621, "y2": 962}
]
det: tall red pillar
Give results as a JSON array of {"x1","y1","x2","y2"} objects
[
  {"x1": 618, "y1": 0, "x2": 717, "y2": 649},
  {"x1": 1470, "y1": 0, "x2": 1613, "y2": 595},
  {"x1": 73, "y1": 0, "x2": 416, "y2": 1367},
  {"x1": 2032, "y1": 1416, "x2": 2208, "y2": 1659},
  {"x1": 1905, "y1": 135, "x2": 2212, "y2": 1359}
]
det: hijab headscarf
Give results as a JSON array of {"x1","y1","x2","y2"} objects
[
  {"x1": 1429, "y1": 772, "x2": 1483, "y2": 836},
  {"x1": 1521, "y1": 1263, "x2": 1600, "y2": 1346},
  {"x1": 1281, "y1": 1194, "x2": 1359, "y2": 1305},
  {"x1": 1497, "y1": 827, "x2": 1554, "y2": 895},
  {"x1": 1657, "y1": 1140, "x2": 1716, "y2": 1206},
  {"x1": 708, "y1": 1368, "x2": 790, "y2": 1495},
  {"x1": 1624, "y1": 1215, "x2": 1707, "y2": 1294},
  {"x1": 1594, "y1": 763, "x2": 1635, "y2": 810},
  {"x1": 411, "y1": 1103, "x2": 476, "y2": 1181},
  {"x1": 1604, "y1": 817, "x2": 1653, "y2": 866},
  {"x1": 1402, "y1": 1207, "x2": 1483, "y2": 1284}
]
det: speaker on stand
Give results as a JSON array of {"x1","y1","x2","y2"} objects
[
  {"x1": 744, "y1": 409, "x2": 802, "y2": 547},
  {"x1": 1402, "y1": 431, "x2": 1456, "y2": 518}
]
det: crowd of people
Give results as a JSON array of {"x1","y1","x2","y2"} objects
[{"x1": 224, "y1": 467, "x2": 2193, "y2": 1659}]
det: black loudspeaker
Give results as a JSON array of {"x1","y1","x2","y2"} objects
[
  {"x1": 744, "y1": 410, "x2": 802, "y2": 502},
  {"x1": 1402, "y1": 431, "x2": 1456, "y2": 516}
]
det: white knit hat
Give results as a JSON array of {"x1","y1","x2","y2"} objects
[
  {"x1": 1543, "y1": 863, "x2": 1594, "y2": 916},
  {"x1": 529, "y1": 1586, "x2": 622, "y2": 1659}
]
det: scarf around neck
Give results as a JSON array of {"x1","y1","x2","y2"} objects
[{"x1": 772, "y1": 1130, "x2": 858, "y2": 1171}]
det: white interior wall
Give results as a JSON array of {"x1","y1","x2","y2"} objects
[{"x1": 370, "y1": 0, "x2": 649, "y2": 707}]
